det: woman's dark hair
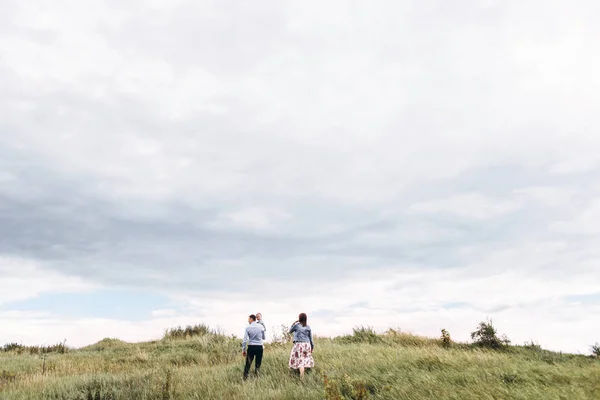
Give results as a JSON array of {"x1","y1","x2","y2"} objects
[{"x1": 298, "y1": 313, "x2": 307, "y2": 327}]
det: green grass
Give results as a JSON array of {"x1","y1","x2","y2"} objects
[{"x1": 1, "y1": 327, "x2": 599, "y2": 399}]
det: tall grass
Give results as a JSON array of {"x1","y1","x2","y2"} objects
[
  {"x1": 163, "y1": 323, "x2": 212, "y2": 340},
  {"x1": 0, "y1": 324, "x2": 598, "y2": 399},
  {"x1": 2, "y1": 340, "x2": 68, "y2": 355}
]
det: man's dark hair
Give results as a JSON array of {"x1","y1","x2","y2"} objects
[{"x1": 249, "y1": 314, "x2": 257, "y2": 321}]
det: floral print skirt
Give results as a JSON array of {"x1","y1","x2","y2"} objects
[{"x1": 289, "y1": 342, "x2": 314, "y2": 369}]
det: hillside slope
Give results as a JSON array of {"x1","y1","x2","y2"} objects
[{"x1": 1, "y1": 327, "x2": 599, "y2": 399}]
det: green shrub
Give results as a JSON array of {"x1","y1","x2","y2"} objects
[
  {"x1": 0, "y1": 370, "x2": 17, "y2": 387},
  {"x1": 500, "y1": 372, "x2": 521, "y2": 385},
  {"x1": 591, "y1": 343, "x2": 600, "y2": 357},
  {"x1": 324, "y1": 372, "x2": 377, "y2": 400},
  {"x1": 2, "y1": 341, "x2": 68, "y2": 354},
  {"x1": 523, "y1": 340, "x2": 542, "y2": 352},
  {"x1": 441, "y1": 329, "x2": 452, "y2": 348},
  {"x1": 163, "y1": 323, "x2": 211, "y2": 340},
  {"x1": 470, "y1": 319, "x2": 510, "y2": 349},
  {"x1": 336, "y1": 327, "x2": 383, "y2": 344},
  {"x1": 83, "y1": 338, "x2": 128, "y2": 352},
  {"x1": 2, "y1": 343, "x2": 24, "y2": 352}
]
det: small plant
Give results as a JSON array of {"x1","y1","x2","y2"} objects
[
  {"x1": 352, "y1": 326, "x2": 382, "y2": 344},
  {"x1": 0, "y1": 370, "x2": 17, "y2": 388},
  {"x1": 323, "y1": 372, "x2": 376, "y2": 399},
  {"x1": 78, "y1": 377, "x2": 117, "y2": 400},
  {"x1": 524, "y1": 340, "x2": 542, "y2": 352},
  {"x1": 162, "y1": 369, "x2": 172, "y2": 400},
  {"x1": 337, "y1": 327, "x2": 383, "y2": 344},
  {"x1": 3, "y1": 341, "x2": 68, "y2": 355},
  {"x1": 471, "y1": 319, "x2": 510, "y2": 349},
  {"x1": 84, "y1": 338, "x2": 127, "y2": 352},
  {"x1": 441, "y1": 329, "x2": 452, "y2": 347},
  {"x1": 591, "y1": 343, "x2": 600, "y2": 357},
  {"x1": 324, "y1": 373, "x2": 342, "y2": 400},
  {"x1": 2, "y1": 343, "x2": 23, "y2": 352},
  {"x1": 500, "y1": 372, "x2": 520, "y2": 384}
]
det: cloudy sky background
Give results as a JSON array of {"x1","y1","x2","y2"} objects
[{"x1": 1, "y1": 0, "x2": 599, "y2": 353}]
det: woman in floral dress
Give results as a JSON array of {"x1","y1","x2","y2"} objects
[{"x1": 288, "y1": 313, "x2": 314, "y2": 379}]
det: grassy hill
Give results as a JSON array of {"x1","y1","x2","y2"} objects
[{"x1": 1, "y1": 324, "x2": 599, "y2": 399}]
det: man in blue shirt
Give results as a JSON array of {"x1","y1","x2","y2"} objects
[{"x1": 242, "y1": 314, "x2": 265, "y2": 380}]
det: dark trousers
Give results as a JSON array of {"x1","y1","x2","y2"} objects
[{"x1": 243, "y1": 345, "x2": 263, "y2": 379}]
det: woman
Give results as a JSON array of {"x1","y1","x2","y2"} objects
[{"x1": 288, "y1": 312, "x2": 314, "y2": 379}]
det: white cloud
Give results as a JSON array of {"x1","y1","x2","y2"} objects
[
  {"x1": 3, "y1": 0, "x2": 598, "y2": 207},
  {"x1": 551, "y1": 199, "x2": 600, "y2": 235},
  {"x1": 0, "y1": 311, "x2": 198, "y2": 347},
  {"x1": 151, "y1": 309, "x2": 178, "y2": 318},
  {"x1": 209, "y1": 207, "x2": 290, "y2": 232},
  {"x1": 514, "y1": 186, "x2": 575, "y2": 208},
  {"x1": 409, "y1": 193, "x2": 522, "y2": 219},
  {"x1": 0, "y1": 257, "x2": 97, "y2": 306}
]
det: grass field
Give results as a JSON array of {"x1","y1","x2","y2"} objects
[{"x1": 1, "y1": 325, "x2": 599, "y2": 399}]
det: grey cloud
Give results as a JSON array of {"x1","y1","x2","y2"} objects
[
  {"x1": 2, "y1": 119, "x2": 599, "y2": 295},
  {"x1": 0, "y1": 188, "x2": 548, "y2": 291},
  {"x1": 1, "y1": 0, "x2": 600, "y2": 302}
]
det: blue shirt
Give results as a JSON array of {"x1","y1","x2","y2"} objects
[
  {"x1": 289, "y1": 322, "x2": 314, "y2": 350},
  {"x1": 242, "y1": 321, "x2": 265, "y2": 352}
]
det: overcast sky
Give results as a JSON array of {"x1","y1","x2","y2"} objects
[{"x1": 1, "y1": 0, "x2": 599, "y2": 353}]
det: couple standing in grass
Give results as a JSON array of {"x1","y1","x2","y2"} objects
[{"x1": 242, "y1": 312, "x2": 315, "y2": 380}]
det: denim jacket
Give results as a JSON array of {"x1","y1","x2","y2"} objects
[{"x1": 289, "y1": 322, "x2": 314, "y2": 350}]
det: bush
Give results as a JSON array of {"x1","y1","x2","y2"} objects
[
  {"x1": 2, "y1": 341, "x2": 68, "y2": 354},
  {"x1": 0, "y1": 370, "x2": 17, "y2": 385},
  {"x1": 324, "y1": 372, "x2": 377, "y2": 400},
  {"x1": 2, "y1": 343, "x2": 24, "y2": 352},
  {"x1": 441, "y1": 329, "x2": 452, "y2": 348},
  {"x1": 163, "y1": 323, "x2": 211, "y2": 340},
  {"x1": 500, "y1": 372, "x2": 521, "y2": 385},
  {"x1": 523, "y1": 340, "x2": 542, "y2": 352},
  {"x1": 470, "y1": 319, "x2": 510, "y2": 349},
  {"x1": 591, "y1": 343, "x2": 600, "y2": 357},
  {"x1": 336, "y1": 327, "x2": 383, "y2": 344},
  {"x1": 83, "y1": 338, "x2": 128, "y2": 352}
]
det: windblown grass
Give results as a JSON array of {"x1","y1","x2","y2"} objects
[{"x1": 1, "y1": 326, "x2": 598, "y2": 399}]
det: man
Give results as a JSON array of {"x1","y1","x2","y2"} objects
[
  {"x1": 256, "y1": 312, "x2": 266, "y2": 345},
  {"x1": 242, "y1": 314, "x2": 265, "y2": 380}
]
